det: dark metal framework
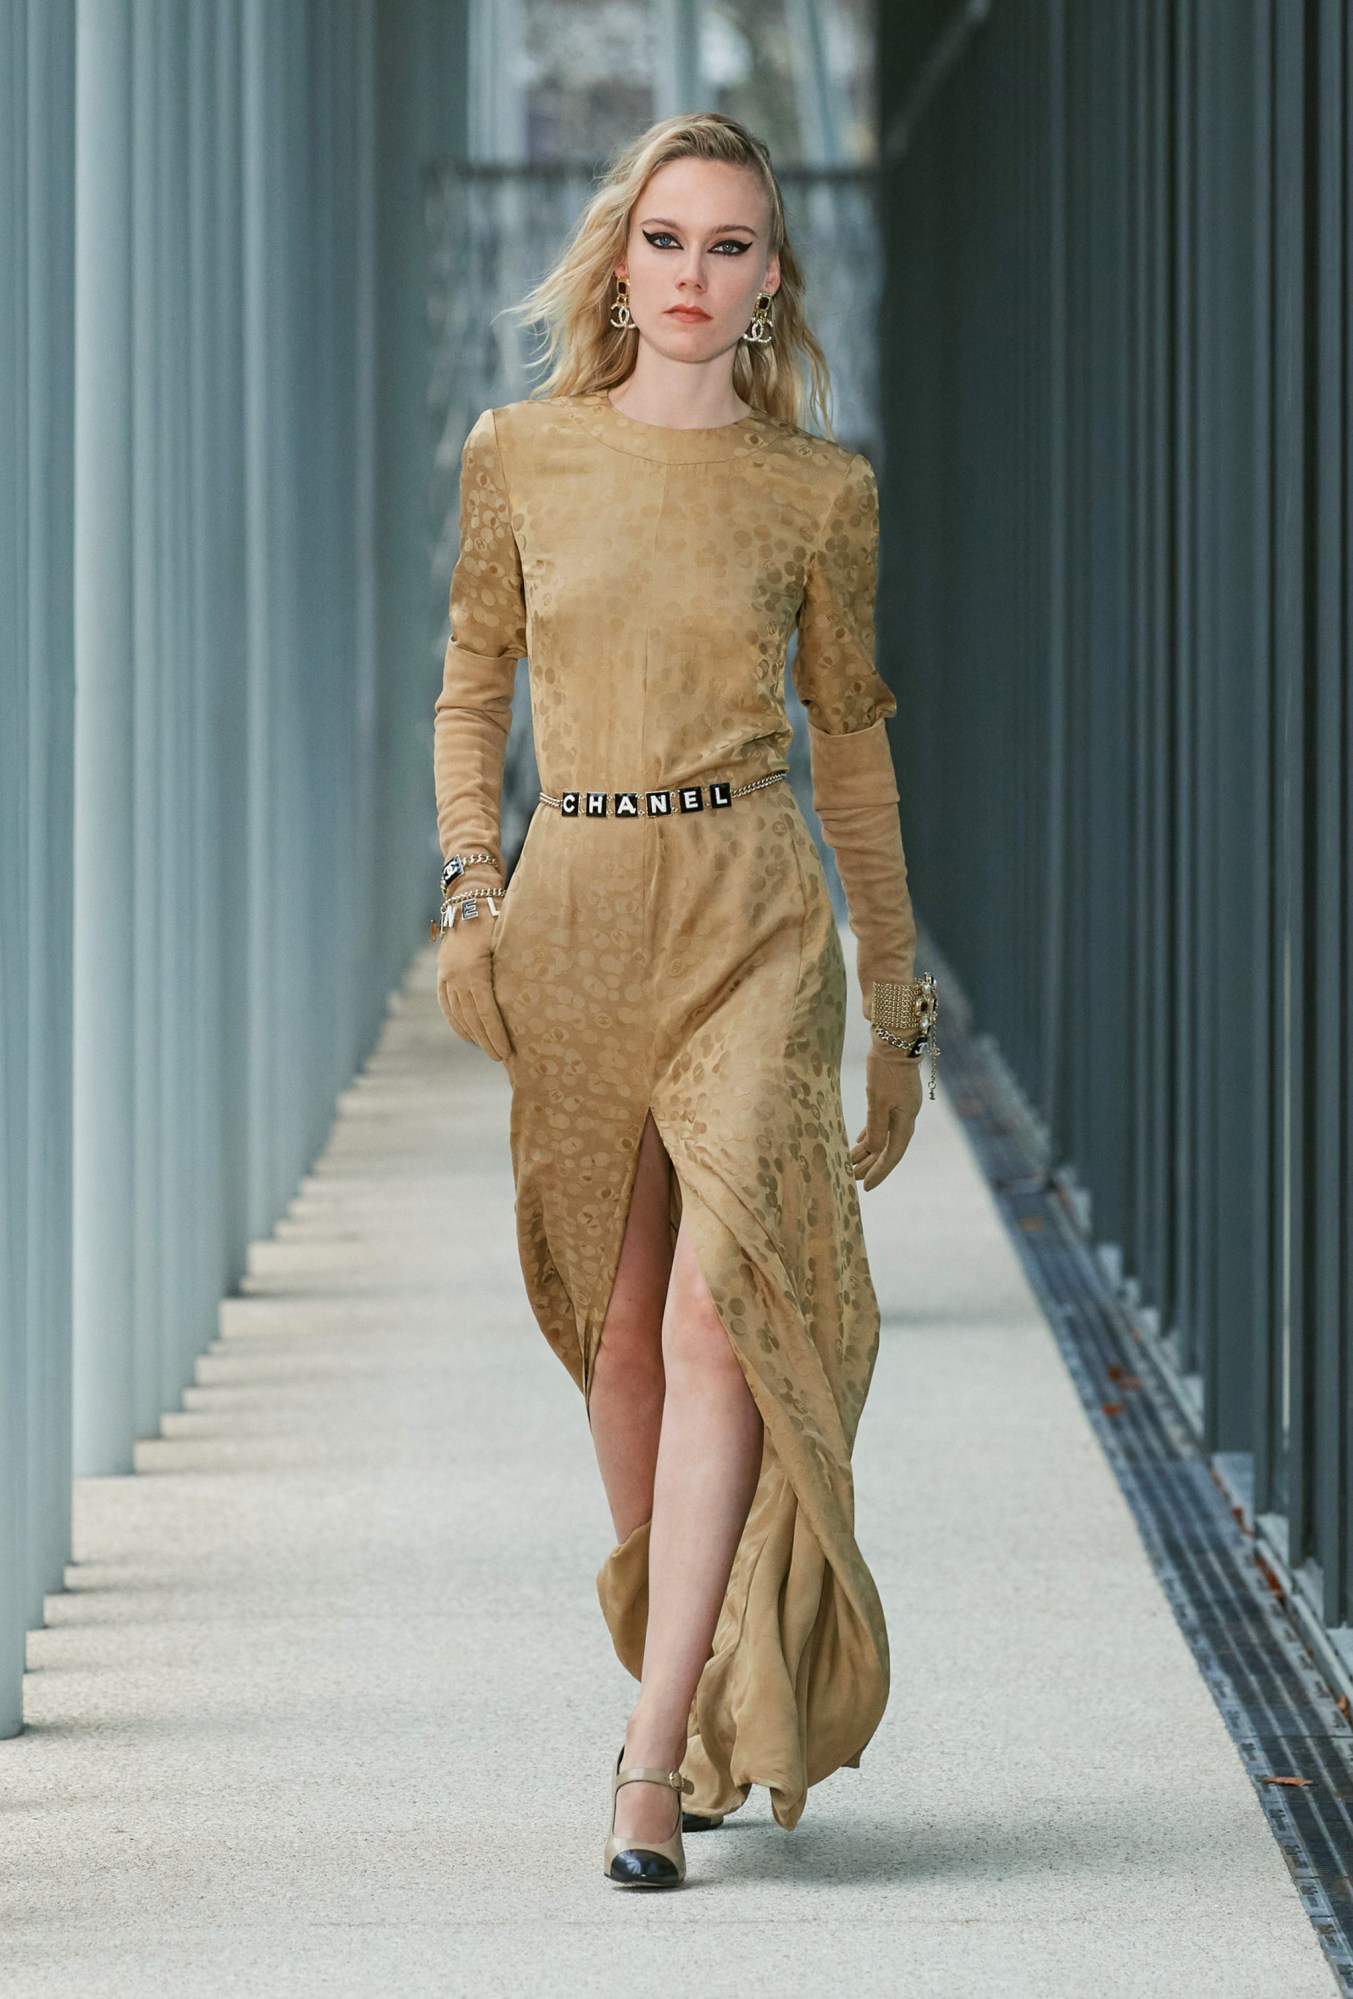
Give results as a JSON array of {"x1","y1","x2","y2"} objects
[
  {"x1": 942, "y1": 991, "x2": 1353, "y2": 1992},
  {"x1": 878, "y1": 1, "x2": 1353, "y2": 1679}
]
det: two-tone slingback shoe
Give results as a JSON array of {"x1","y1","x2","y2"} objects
[
  {"x1": 603, "y1": 1747, "x2": 694, "y2": 1887},
  {"x1": 681, "y1": 1808, "x2": 725, "y2": 1832}
]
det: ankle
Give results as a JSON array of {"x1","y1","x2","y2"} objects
[{"x1": 623, "y1": 1704, "x2": 686, "y2": 1771}]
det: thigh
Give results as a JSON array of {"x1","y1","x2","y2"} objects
[
  {"x1": 661, "y1": 1211, "x2": 750, "y2": 1386},
  {"x1": 599, "y1": 1111, "x2": 675, "y2": 1356}
]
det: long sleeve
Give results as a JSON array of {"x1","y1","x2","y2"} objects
[
  {"x1": 433, "y1": 408, "x2": 528, "y2": 875},
  {"x1": 794, "y1": 451, "x2": 917, "y2": 1001}
]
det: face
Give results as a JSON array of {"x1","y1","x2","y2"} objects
[{"x1": 614, "y1": 156, "x2": 780, "y2": 360}]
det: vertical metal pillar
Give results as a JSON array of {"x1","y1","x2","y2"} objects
[
  {"x1": 877, "y1": 0, "x2": 1353, "y2": 1683},
  {"x1": 0, "y1": 0, "x2": 461, "y2": 1736},
  {"x1": 653, "y1": 0, "x2": 702, "y2": 119},
  {"x1": 2, "y1": 0, "x2": 77, "y2": 1736},
  {"x1": 72, "y1": 0, "x2": 136, "y2": 1476}
]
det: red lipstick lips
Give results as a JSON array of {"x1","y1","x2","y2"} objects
[{"x1": 666, "y1": 306, "x2": 711, "y2": 321}]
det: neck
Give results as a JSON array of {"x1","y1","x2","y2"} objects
[{"x1": 606, "y1": 354, "x2": 749, "y2": 430}]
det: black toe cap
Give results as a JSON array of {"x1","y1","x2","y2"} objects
[{"x1": 607, "y1": 1847, "x2": 681, "y2": 1885}]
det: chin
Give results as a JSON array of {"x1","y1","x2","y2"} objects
[{"x1": 655, "y1": 320, "x2": 719, "y2": 351}]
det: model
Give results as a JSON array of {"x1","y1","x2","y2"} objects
[{"x1": 432, "y1": 110, "x2": 936, "y2": 1889}]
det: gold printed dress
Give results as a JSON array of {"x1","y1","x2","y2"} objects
[{"x1": 434, "y1": 389, "x2": 895, "y2": 1831}]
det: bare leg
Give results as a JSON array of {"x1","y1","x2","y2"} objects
[
  {"x1": 587, "y1": 1111, "x2": 673, "y2": 1543},
  {"x1": 615, "y1": 1201, "x2": 764, "y2": 1845}
]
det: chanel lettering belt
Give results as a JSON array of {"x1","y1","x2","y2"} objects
[{"x1": 538, "y1": 769, "x2": 788, "y2": 818}]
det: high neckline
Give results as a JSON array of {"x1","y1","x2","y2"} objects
[{"x1": 570, "y1": 388, "x2": 774, "y2": 463}]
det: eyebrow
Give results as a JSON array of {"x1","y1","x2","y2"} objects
[{"x1": 640, "y1": 217, "x2": 758, "y2": 235}]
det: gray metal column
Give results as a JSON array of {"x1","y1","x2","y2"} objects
[
  {"x1": 1, "y1": 0, "x2": 464, "y2": 1736},
  {"x1": 72, "y1": 0, "x2": 135, "y2": 1476},
  {"x1": 878, "y1": 0, "x2": 1353, "y2": 1698},
  {"x1": 653, "y1": 0, "x2": 702, "y2": 119},
  {"x1": 1, "y1": 0, "x2": 77, "y2": 1737}
]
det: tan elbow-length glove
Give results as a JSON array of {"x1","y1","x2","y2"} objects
[
  {"x1": 795, "y1": 450, "x2": 925, "y2": 1190},
  {"x1": 432, "y1": 409, "x2": 526, "y2": 1061}
]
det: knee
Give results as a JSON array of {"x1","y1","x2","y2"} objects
[{"x1": 662, "y1": 1273, "x2": 747, "y2": 1390}]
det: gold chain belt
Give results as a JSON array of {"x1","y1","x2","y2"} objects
[{"x1": 538, "y1": 769, "x2": 788, "y2": 818}]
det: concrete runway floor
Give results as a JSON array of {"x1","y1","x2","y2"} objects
[{"x1": 4, "y1": 943, "x2": 1334, "y2": 1997}]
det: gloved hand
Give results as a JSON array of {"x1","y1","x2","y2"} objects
[
  {"x1": 433, "y1": 406, "x2": 526, "y2": 1065},
  {"x1": 852, "y1": 1041, "x2": 924, "y2": 1190},
  {"x1": 794, "y1": 452, "x2": 929, "y2": 1191},
  {"x1": 806, "y1": 712, "x2": 928, "y2": 1190},
  {"x1": 807, "y1": 713, "x2": 918, "y2": 994},
  {"x1": 436, "y1": 910, "x2": 512, "y2": 1062}
]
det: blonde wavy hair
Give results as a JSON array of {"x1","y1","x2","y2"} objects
[{"x1": 505, "y1": 112, "x2": 834, "y2": 437}]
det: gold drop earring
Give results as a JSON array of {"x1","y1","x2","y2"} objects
[
  {"x1": 741, "y1": 290, "x2": 775, "y2": 345},
  {"x1": 609, "y1": 275, "x2": 635, "y2": 329}
]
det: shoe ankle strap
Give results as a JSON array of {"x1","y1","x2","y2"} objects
[{"x1": 615, "y1": 1764, "x2": 694, "y2": 1794}]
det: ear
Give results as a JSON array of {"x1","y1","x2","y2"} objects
[{"x1": 762, "y1": 250, "x2": 781, "y2": 297}]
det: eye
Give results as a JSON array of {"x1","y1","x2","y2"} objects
[{"x1": 641, "y1": 231, "x2": 752, "y2": 255}]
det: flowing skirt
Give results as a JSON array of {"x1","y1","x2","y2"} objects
[{"x1": 488, "y1": 780, "x2": 889, "y2": 1830}]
